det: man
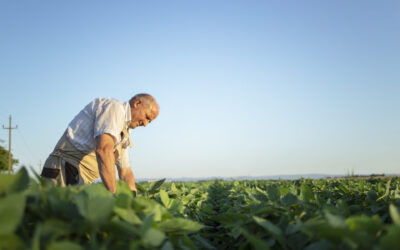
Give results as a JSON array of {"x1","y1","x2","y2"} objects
[{"x1": 41, "y1": 93, "x2": 159, "y2": 194}]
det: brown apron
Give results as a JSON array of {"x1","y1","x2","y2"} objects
[{"x1": 41, "y1": 129, "x2": 131, "y2": 186}]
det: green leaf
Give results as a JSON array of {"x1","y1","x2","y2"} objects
[
  {"x1": 300, "y1": 184, "x2": 314, "y2": 202},
  {"x1": 113, "y1": 207, "x2": 142, "y2": 225},
  {"x1": 338, "y1": 184, "x2": 350, "y2": 195},
  {"x1": 301, "y1": 218, "x2": 350, "y2": 244},
  {"x1": 135, "y1": 183, "x2": 145, "y2": 193},
  {"x1": 110, "y1": 219, "x2": 141, "y2": 237},
  {"x1": 160, "y1": 241, "x2": 174, "y2": 250},
  {"x1": 0, "y1": 234, "x2": 25, "y2": 250},
  {"x1": 0, "y1": 194, "x2": 26, "y2": 234},
  {"x1": 74, "y1": 191, "x2": 115, "y2": 226},
  {"x1": 240, "y1": 228, "x2": 270, "y2": 250},
  {"x1": 160, "y1": 189, "x2": 170, "y2": 208},
  {"x1": 324, "y1": 211, "x2": 345, "y2": 228},
  {"x1": 377, "y1": 179, "x2": 391, "y2": 201},
  {"x1": 253, "y1": 216, "x2": 284, "y2": 246},
  {"x1": 47, "y1": 241, "x2": 83, "y2": 250},
  {"x1": 213, "y1": 213, "x2": 250, "y2": 226},
  {"x1": 140, "y1": 214, "x2": 154, "y2": 236},
  {"x1": 30, "y1": 166, "x2": 49, "y2": 188},
  {"x1": 192, "y1": 234, "x2": 216, "y2": 249},
  {"x1": 168, "y1": 199, "x2": 184, "y2": 214},
  {"x1": 0, "y1": 168, "x2": 29, "y2": 196},
  {"x1": 132, "y1": 197, "x2": 169, "y2": 221},
  {"x1": 170, "y1": 183, "x2": 177, "y2": 192},
  {"x1": 281, "y1": 193, "x2": 298, "y2": 206},
  {"x1": 31, "y1": 223, "x2": 42, "y2": 250},
  {"x1": 346, "y1": 215, "x2": 382, "y2": 234},
  {"x1": 115, "y1": 193, "x2": 132, "y2": 208},
  {"x1": 304, "y1": 240, "x2": 332, "y2": 250},
  {"x1": 394, "y1": 184, "x2": 400, "y2": 199},
  {"x1": 41, "y1": 219, "x2": 73, "y2": 239},
  {"x1": 266, "y1": 185, "x2": 280, "y2": 202},
  {"x1": 159, "y1": 218, "x2": 203, "y2": 233},
  {"x1": 116, "y1": 180, "x2": 134, "y2": 197},
  {"x1": 80, "y1": 183, "x2": 113, "y2": 198},
  {"x1": 149, "y1": 179, "x2": 166, "y2": 194},
  {"x1": 142, "y1": 228, "x2": 166, "y2": 247},
  {"x1": 389, "y1": 204, "x2": 400, "y2": 225},
  {"x1": 380, "y1": 225, "x2": 400, "y2": 250}
]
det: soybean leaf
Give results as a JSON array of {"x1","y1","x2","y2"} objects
[
  {"x1": 159, "y1": 218, "x2": 203, "y2": 233},
  {"x1": 300, "y1": 183, "x2": 314, "y2": 202},
  {"x1": 29, "y1": 166, "x2": 48, "y2": 188},
  {"x1": 380, "y1": 225, "x2": 400, "y2": 250},
  {"x1": 116, "y1": 180, "x2": 134, "y2": 197},
  {"x1": 179, "y1": 234, "x2": 197, "y2": 249},
  {"x1": 389, "y1": 204, "x2": 400, "y2": 225},
  {"x1": 136, "y1": 183, "x2": 145, "y2": 193},
  {"x1": 170, "y1": 183, "x2": 178, "y2": 192},
  {"x1": 395, "y1": 185, "x2": 400, "y2": 199},
  {"x1": 240, "y1": 228, "x2": 270, "y2": 250},
  {"x1": 266, "y1": 185, "x2": 280, "y2": 202},
  {"x1": 160, "y1": 189, "x2": 170, "y2": 208},
  {"x1": 338, "y1": 184, "x2": 350, "y2": 195},
  {"x1": 140, "y1": 214, "x2": 155, "y2": 236},
  {"x1": 253, "y1": 216, "x2": 285, "y2": 246},
  {"x1": 213, "y1": 213, "x2": 250, "y2": 226},
  {"x1": 80, "y1": 183, "x2": 112, "y2": 198},
  {"x1": 281, "y1": 193, "x2": 298, "y2": 206},
  {"x1": 114, "y1": 207, "x2": 142, "y2": 225},
  {"x1": 346, "y1": 215, "x2": 382, "y2": 234},
  {"x1": 0, "y1": 194, "x2": 26, "y2": 234},
  {"x1": 47, "y1": 241, "x2": 83, "y2": 250},
  {"x1": 0, "y1": 234, "x2": 25, "y2": 250},
  {"x1": 324, "y1": 211, "x2": 346, "y2": 228},
  {"x1": 75, "y1": 192, "x2": 115, "y2": 226},
  {"x1": 377, "y1": 179, "x2": 392, "y2": 201},
  {"x1": 0, "y1": 168, "x2": 29, "y2": 196},
  {"x1": 304, "y1": 240, "x2": 332, "y2": 250},
  {"x1": 160, "y1": 241, "x2": 174, "y2": 250},
  {"x1": 149, "y1": 179, "x2": 166, "y2": 194},
  {"x1": 142, "y1": 228, "x2": 166, "y2": 248},
  {"x1": 110, "y1": 219, "x2": 141, "y2": 237},
  {"x1": 41, "y1": 219, "x2": 73, "y2": 239}
]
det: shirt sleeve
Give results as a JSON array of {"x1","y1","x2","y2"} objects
[
  {"x1": 116, "y1": 147, "x2": 130, "y2": 169},
  {"x1": 93, "y1": 102, "x2": 125, "y2": 144}
]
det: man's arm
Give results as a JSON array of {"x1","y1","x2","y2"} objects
[
  {"x1": 95, "y1": 133, "x2": 117, "y2": 194},
  {"x1": 117, "y1": 166, "x2": 137, "y2": 192}
]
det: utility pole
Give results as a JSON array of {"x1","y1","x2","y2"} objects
[{"x1": 2, "y1": 115, "x2": 18, "y2": 174}]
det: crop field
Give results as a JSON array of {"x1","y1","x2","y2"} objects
[{"x1": 0, "y1": 168, "x2": 400, "y2": 250}]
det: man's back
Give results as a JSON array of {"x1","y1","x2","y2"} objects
[{"x1": 66, "y1": 98, "x2": 130, "y2": 153}]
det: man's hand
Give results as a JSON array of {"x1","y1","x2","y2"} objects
[
  {"x1": 95, "y1": 133, "x2": 117, "y2": 194},
  {"x1": 117, "y1": 166, "x2": 137, "y2": 194}
]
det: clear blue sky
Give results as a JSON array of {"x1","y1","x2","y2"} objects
[{"x1": 0, "y1": 0, "x2": 399, "y2": 178}]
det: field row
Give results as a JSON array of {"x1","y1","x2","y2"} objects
[{"x1": 0, "y1": 168, "x2": 400, "y2": 249}]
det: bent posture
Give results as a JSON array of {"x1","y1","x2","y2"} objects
[{"x1": 41, "y1": 93, "x2": 159, "y2": 193}]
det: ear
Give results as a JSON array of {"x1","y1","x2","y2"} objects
[{"x1": 133, "y1": 99, "x2": 142, "y2": 108}]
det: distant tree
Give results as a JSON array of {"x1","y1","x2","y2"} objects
[{"x1": 0, "y1": 141, "x2": 19, "y2": 172}]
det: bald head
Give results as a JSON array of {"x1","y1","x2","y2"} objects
[{"x1": 128, "y1": 93, "x2": 159, "y2": 129}]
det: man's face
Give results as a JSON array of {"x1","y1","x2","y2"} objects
[{"x1": 129, "y1": 100, "x2": 159, "y2": 129}]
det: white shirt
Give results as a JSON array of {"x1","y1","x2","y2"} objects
[{"x1": 66, "y1": 98, "x2": 131, "y2": 168}]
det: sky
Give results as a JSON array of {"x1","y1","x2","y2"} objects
[{"x1": 0, "y1": 0, "x2": 399, "y2": 179}]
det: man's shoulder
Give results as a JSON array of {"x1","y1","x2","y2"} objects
[
  {"x1": 90, "y1": 98, "x2": 124, "y2": 110},
  {"x1": 92, "y1": 97, "x2": 123, "y2": 105}
]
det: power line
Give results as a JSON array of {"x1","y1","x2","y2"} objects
[{"x1": 16, "y1": 128, "x2": 39, "y2": 170}]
